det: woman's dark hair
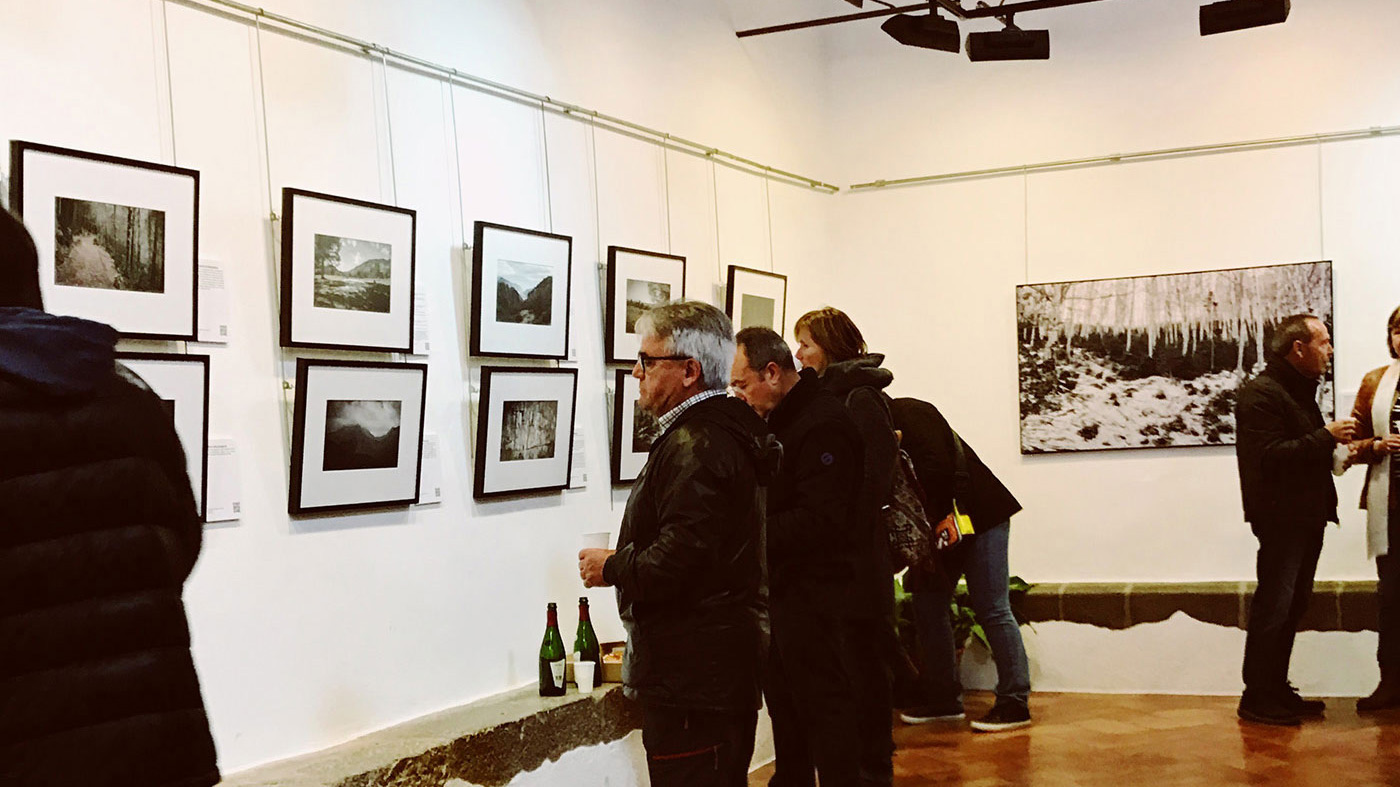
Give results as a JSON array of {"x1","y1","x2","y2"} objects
[
  {"x1": 794, "y1": 307, "x2": 866, "y2": 363},
  {"x1": 1388, "y1": 305, "x2": 1400, "y2": 360},
  {"x1": 0, "y1": 209, "x2": 43, "y2": 309}
]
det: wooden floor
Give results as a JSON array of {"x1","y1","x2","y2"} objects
[{"x1": 748, "y1": 691, "x2": 1400, "y2": 786}]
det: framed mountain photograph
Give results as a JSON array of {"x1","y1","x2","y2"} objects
[
  {"x1": 605, "y1": 246, "x2": 686, "y2": 364},
  {"x1": 611, "y1": 369, "x2": 659, "y2": 484},
  {"x1": 116, "y1": 353, "x2": 210, "y2": 520},
  {"x1": 725, "y1": 265, "x2": 787, "y2": 334},
  {"x1": 289, "y1": 359, "x2": 428, "y2": 514},
  {"x1": 474, "y1": 366, "x2": 578, "y2": 499},
  {"x1": 470, "y1": 221, "x2": 573, "y2": 359},
  {"x1": 1016, "y1": 260, "x2": 1333, "y2": 454},
  {"x1": 10, "y1": 141, "x2": 199, "y2": 340},
  {"x1": 279, "y1": 188, "x2": 417, "y2": 352}
]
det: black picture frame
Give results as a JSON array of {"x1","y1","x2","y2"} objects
[
  {"x1": 725, "y1": 264, "x2": 788, "y2": 335},
  {"x1": 470, "y1": 221, "x2": 573, "y2": 359},
  {"x1": 115, "y1": 352, "x2": 211, "y2": 521},
  {"x1": 289, "y1": 358, "x2": 429, "y2": 515},
  {"x1": 605, "y1": 245, "x2": 687, "y2": 364},
  {"x1": 10, "y1": 140, "x2": 200, "y2": 340},
  {"x1": 279, "y1": 187, "x2": 417, "y2": 352},
  {"x1": 474, "y1": 366, "x2": 579, "y2": 499},
  {"x1": 611, "y1": 368, "x2": 659, "y2": 485}
]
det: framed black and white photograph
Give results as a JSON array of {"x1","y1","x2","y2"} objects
[
  {"x1": 1016, "y1": 260, "x2": 1333, "y2": 454},
  {"x1": 474, "y1": 366, "x2": 578, "y2": 499},
  {"x1": 726, "y1": 265, "x2": 788, "y2": 334},
  {"x1": 289, "y1": 359, "x2": 428, "y2": 514},
  {"x1": 470, "y1": 221, "x2": 572, "y2": 359},
  {"x1": 611, "y1": 369, "x2": 659, "y2": 484},
  {"x1": 279, "y1": 188, "x2": 416, "y2": 352},
  {"x1": 116, "y1": 353, "x2": 210, "y2": 520},
  {"x1": 10, "y1": 141, "x2": 199, "y2": 340},
  {"x1": 605, "y1": 246, "x2": 686, "y2": 364}
]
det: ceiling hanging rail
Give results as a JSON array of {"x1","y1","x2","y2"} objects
[
  {"x1": 169, "y1": 0, "x2": 840, "y2": 194},
  {"x1": 848, "y1": 125, "x2": 1400, "y2": 190}
]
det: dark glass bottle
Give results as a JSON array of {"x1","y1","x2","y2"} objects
[
  {"x1": 538, "y1": 602, "x2": 566, "y2": 696},
  {"x1": 574, "y1": 597, "x2": 602, "y2": 689}
]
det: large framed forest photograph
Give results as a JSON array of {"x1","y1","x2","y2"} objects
[
  {"x1": 470, "y1": 221, "x2": 573, "y2": 359},
  {"x1": 10, "y1": 141, "x2": 199, "y2": 340},
  {"x1": 474, "y1": 367, "x2": 578, "y2": 499},
  {"x1": 1016, "y1": 260, "x2": 1333, "y2": 454}
]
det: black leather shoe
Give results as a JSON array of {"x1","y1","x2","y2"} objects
[
  {"x1": 1283, "y1": 684, "x2": 1325, "y2": 716},
  {"x1": 1238, "y1": 694, "x2": 1301, "y2": 727}
]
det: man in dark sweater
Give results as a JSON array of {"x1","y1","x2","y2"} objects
[
  {"x1": 731, "y1": 326, "x2": 863, "y2": 786},
  {"x1": 1235, "y1": 313, "x2": 1356, "y2": 726}
]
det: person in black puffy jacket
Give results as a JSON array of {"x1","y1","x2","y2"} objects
[
  {"x1": 579, "y1": 300, "x2": 768, "y2": 787},
  {"x1": 0, "y1": 209, "x2": 219, "y2": 787}
]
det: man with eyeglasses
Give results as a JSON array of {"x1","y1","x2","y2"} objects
[{"x1": 579, "y1": 300, "x2": 771, "y2": 786}]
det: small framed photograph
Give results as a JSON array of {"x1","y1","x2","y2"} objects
[
  {"x1": 279, "y1": 188, "x2": 417, "y2": 352},
  {"x1": 605, "y1": 246, "x2": 686, "y2": 364},
  {"x1": 10, "y1": 141, "x2": 199, "y2": 340},
  {"x1": 611, "y1": 369, "x2": 660, "y2": 484},
  {"x1": 470, "y1": 221, "x2": 573, "y2": 359},
  {"x1": 117, "y1": 353, "x2": 210, "y2": 521},
  {"x1": 726, "y1": 265, "x2": 788, "y2": 334},
  {"x1": 289, "y1": 359, "x2": 428, "y2": 515},
  {"x1": 475, "y1": 366, "x2": 578, "y2": 499}
]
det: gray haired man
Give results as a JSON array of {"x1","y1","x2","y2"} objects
[{"x1": 579, "y1": 300, "x2": 771, "y2": 786}]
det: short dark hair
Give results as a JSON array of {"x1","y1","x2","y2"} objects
[
  {"x1": 0, "y1": 209, "x2": 43, "y2": 309},
  {"x1": 793, "y1": 307, "x2": 866, "y2": 363},
  {"x1": 1268, "y1": 314, "x2": 1321, "y2": 357},
  {"x1": 1388, "y1": 305, "x2": 1400, "y2": 360},
  {"x1": 735, "y1": 326, "x2": 796, "y2": 374}
]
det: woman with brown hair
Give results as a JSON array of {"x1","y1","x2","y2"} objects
[{"x1": 1344, "y1": 305, "x2": 1400, "y2": 711}]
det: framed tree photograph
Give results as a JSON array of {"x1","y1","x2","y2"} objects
[
  {"x1": 611, "y1": 369, "x2": 659, "y2": 484},
  {"x1": 116, "y1": 353, "x2": 210, "y2": 521},
  {"x1": 726, "y1": 265, "x2": 788, "y2": 334},
  {"x1": 605, "y1": 246, "x2": 686, "y2": 364},
  {"x1": 10, "y1": 141, "x2": 199, "y2": 340},
  {"x1": 289, "y1": 359, "x2": 428, "y2": 515},
  {"x1": 279, "y1": 188, "x2": 416, "y2": 352},
  {"x1": 1016, "y1": 260, "x2": 1333, "y2": 454},
  {"x1": 474, "y1": 366, "x2": 578, "y2": 499},
  {"x1": 470, "y1": 221, "x2": 572, "y2": 359}
]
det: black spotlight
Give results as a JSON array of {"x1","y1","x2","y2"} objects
[
  {"x1": 966, "y1": 26, "x2": 1050, "y2": 61},
  {"x1": 881, "y1": 11, "x2": 960, "y2": 53},
  {"x1": 1200, "y1": 0, "x2": 1290, "y2": 36}
]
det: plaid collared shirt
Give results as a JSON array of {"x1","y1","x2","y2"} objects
[{"x1": 656, "y1": 388, "x2": 728, "y2": 435}]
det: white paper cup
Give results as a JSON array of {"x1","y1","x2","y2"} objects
[
  {"x1": 575, "y1": 661, "x2": 596, "y2": 694},
  {"x1": 581, "y1": 532, "x2": 610, "y2": 551}
]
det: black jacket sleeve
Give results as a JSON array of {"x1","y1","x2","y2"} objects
[
  {"x1": 846, "y1": 387, "x2": 897, "y2": 516},
  {"x1": 1237, "y1": 383, "x2": 1335, "y2": 476},
  {"x1": 898, "y1": 403, "x2": 957, "y2": 520}
]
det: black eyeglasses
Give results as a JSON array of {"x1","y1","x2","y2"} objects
[{"x1": 636, "y1": 352, "x2": 692, "y2": 372}]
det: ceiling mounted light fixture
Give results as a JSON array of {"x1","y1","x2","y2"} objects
[
  {"x1": 1199, "y1": 0, "x2": 1290, "y2": 36},
  {"x1": 880, "y1": 9, "x2": 961, "y2": 53},
  {"x1": 966, "y1": 19, "x2": 1049, "y2": 61}
]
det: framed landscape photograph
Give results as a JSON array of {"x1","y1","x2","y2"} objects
[
  {"x1": 474, "y1": 366, "x2": 578, "y2": 499},
  {"x1": 605, "y1": 246, "x2": 686, "y2": 364},
  {"x1": 10, "y1": 141, "x2": 199, "y2": 339},
  {"x1": 611, "y1": 369, "x2": 659, "y2": 484},
  {"x1": 470, "y1": 221, "x2": 572, "y2": 359},
  {"x1": 1016, "y1": 260, "x2": 1333, "y2": 454},
  {"x1": 289, "y1": 359, "x2": 428, "y2": 514},
  {"x1": 279, "y1": 188, "x2": 416, "y2": 352},
  {"x1": 117, "y1": 353, "x2": 210, "y2": 520},
  {"x1": 726, "y1": 265, "x2": 787, "y2": 334}
]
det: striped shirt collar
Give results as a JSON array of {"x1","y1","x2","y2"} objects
[{"x1": 656, "y1": 389, "x2": 728, "y2": 434}]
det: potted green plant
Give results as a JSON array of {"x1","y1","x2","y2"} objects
[{"x1": 894, "y1": 573, "x2": 1034, "y2": 656}]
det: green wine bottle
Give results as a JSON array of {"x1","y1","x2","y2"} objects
[
  {"x1": 538, "y1": 602, "x2": 566, "y2": 696},
  {"x1": 574, "y1": 597, "x2": 601, "y2": 689}
]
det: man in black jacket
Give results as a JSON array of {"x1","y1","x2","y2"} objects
[
  {"x1": 731, "y1": 326, "x2": 862, "y2": 786},
  {"x1": 580, "y1": 301, "x2": 768, "y2": 786},
  {"x1": 1235, "y1": 313, "x2": 1355, "y2": 726},
  {"x1": 0, "y1": 209, "x2": 220, "y2": 787}
]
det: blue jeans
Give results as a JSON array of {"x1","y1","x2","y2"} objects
[{"x1": 911, "y1": 521, "x2": 1031, "y2": 708}]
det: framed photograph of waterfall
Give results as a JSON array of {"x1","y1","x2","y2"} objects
[
  {"x1": 470, "y1": 221, "x2": 573, "y2": 359},
  {"x1": 289, "y1": 359, "x2": 428, "y2": 515},
  {"x1": 279, "y1": 188, "x2": 417, "y2": 352},
  {"x1": 611, "y1": 369, "x2": 658, "y2": 484},
  {"x1": 116, "y1": 353, "x2": 210, "y2": 521},
  {"x1": 474, "y1": 366, "x2": 578, "y2": 499},
  {"x1": 10, "y1": 140, "x2": 200, "y2": 340},
  {"x1": 1015, "y1": 260, "x2": 1333, "y2": 454},
  {"x1": 725, "y1": 265, "x2": 787, "y2": 334},
  {"x1": 605, "y1": 246, "x2": 686, "y2": 364}
]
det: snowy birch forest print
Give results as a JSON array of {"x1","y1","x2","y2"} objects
[{"x1": 1017, "y1": 261, "x2": 1333, "y2": 454}]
